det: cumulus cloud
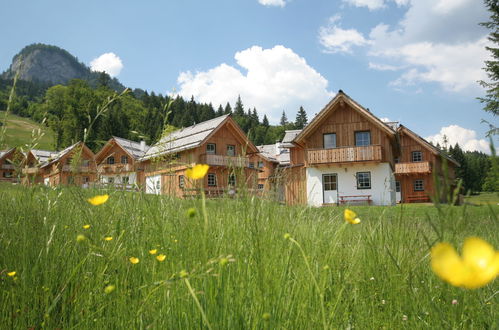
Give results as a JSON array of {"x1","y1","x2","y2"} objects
[
  {"x1": 426, "y1": 125, "x2": 491, "y2": 153},
  {"x1": 343, "y1": 0, "x2": 409, "y2": 10},
  {"x1": 175, "y1": 45, "x2": 333, "y2": 123},
  {"x1": 319, "y1": 15, "x2": 370, "y2": 54},
  {"x1": 90, "y1": 53, "x2": 123, "y2": 77},
  {"x1": 258, "y1": 0, "x2": 287, "y2": 7}
]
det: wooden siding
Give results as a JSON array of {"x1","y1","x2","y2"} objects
[
  {"x1": 395, "y1": 161, "x2": 431, "y2": 174},
  {"x1": 282, "y1": 166, "x2": 307, "y2": 205},
  {"x1": 199, "y1": 154, "x2": 249, "y2": 167},
  {"x1": 307, "y1": 145, "x2": 383, "y2": 165}
]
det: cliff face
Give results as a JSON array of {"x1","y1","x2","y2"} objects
[{"x1": 2, "y1": 44, "x2": 125, "y2": 91}]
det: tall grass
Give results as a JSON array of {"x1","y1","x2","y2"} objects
[{"x1": 0, "y1": 184, "x2": 497, "y2": 328}]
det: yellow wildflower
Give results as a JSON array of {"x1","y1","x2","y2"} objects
[
  {"x1": 262, "y1": 313, "x2": 271, "y2": 320},
  {"x1": 179, "y1": 270, "x2": 188, "y2": 278},
  {"x1": 185, "y1": 164, "x2": 209, "y2": 180},
  {"x1": 156, "y1": 254, "x2": 166, "y2": 262},
  {"x1": 186, "y1": 207, "x2": 197, "y2": 218},
  {"x1": 76, "y1": 234, "x2": 86, "y2": 242},
  {"x1": 149, "y1": 249, "x2": 158, "y2": 255},
  {"x1": 83, "y1": 224, "x2": 91, "y2": 229},
  {"x1": 283, "y1": 233, "x2": 291, "y2": 240},
  {"x1": 104, "y1": 236, "x2": 113, "y2": 241},
  {"x1": 7, "y1": 271, "x2": 16, "y2": 277},
  {"x1": 87, "y1": 194, "x2": 109, "y2": 206},
  {"x1": 344, "y1": 209, "x2": 361, "y2": 224},
  {"x1": 129, "y1": 257, "x2": 140, "y2": 264},
  {"x1": 104, "y1": 284, "x2": 116, "y2": 294},
  {"x1": 219, "y1": 257, "x2": 229, "y2": 267},
  {"x1": 431, "y1": 237, "x2": 499, "y2": 289}
]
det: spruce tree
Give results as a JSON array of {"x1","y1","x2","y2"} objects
[
  {"x1": 280, "y1": 110, "x2": 288, "y2": 126},
  {"x1": 262, "y1": 114, "x2": 269, "y2": 127},
  {"x1": 224, "y1": 102, "x2": 232, "y2": 115},
  {"x1": 295, "y1": 106, "x2": 308, "y2": 129}
]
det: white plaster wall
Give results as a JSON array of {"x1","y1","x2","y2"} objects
[
  {"x1": 145, "y1": 175, "x2": 161, "y2": 194},
  {"x1": 306, "y1": 163, "x2": 395, "y2": 206},
  {"x1": 100, "y1": 173, "x2": 137, "y2": 184}
]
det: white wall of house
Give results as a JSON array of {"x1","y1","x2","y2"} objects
[
  {"x1": 100, "y1": 173, "x2": 137, "y2": 185},
  {"x1": 145, "y1": 174, "x2": 161, "y2": 194},
  {"x1": 306, "y1": 163, "x2": 395, "y2": 206}
]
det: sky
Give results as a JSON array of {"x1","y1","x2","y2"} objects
[{"x1": 1, "y1": 0, "x2": 497, "y2": 153}]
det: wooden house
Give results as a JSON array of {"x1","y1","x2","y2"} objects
[
  {"x1": 141, "y1": 115, "x2": 259, "y2": 197},
  {"x1": 22, "y1": 149, "x2": 55, "y2": 184},
  {"x1": 39, "y1": 142, "x2": 97, "y2": 187},
  {"x1": 0, "y1": 147, "x2": 23, "y2": 183},
  {"x1": 284, "y1": 90, "x2": 398, "y2": 206},
  {"x1": 251, "y1": 142, "x2": 290, "y2": 191},
  {"x1": 394, "y1": 125, "x2": 459, "y2": 203},
  {"x1": 95, "y1": 137, "x2": 149, "y2": 189}
]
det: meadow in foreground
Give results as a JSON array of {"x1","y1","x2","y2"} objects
[{"x1": 0, "y1": 183, "x2": 497, "y2": 329}]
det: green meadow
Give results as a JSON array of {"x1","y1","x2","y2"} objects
[
  {"x1": 0, "y1": 184, "x2": 497, "y2": 329},
  {"x1": 0, "y1": 111, "x2": 55, "y2": 150}
]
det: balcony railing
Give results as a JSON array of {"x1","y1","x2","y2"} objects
[
  {"x1": 1, "y1": 164, "x2": 15, "y2": 170},
  {"x1": 97, "y1": 163, "x2": 134, "y2": 173},
  {"x1": 22, "y1": 167, "x2": 40, "y2": 174},
  {"x1": 199, "y1": 154, "x2": 249, "y2": 167},
  {"x1": 395, "y1": 161, "x2": 431, "y2": 174},
  {"x1": 62, "y1": 165, "x2": 93, "y2": 172},
  {"x1": 307, "y1": 145, "x2": 383, "y2": 165}
]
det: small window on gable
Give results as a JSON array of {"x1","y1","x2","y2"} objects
[
  {"x1": 258, "y1": 161, "x2": 264, "y2": 168},
  {"x1": 356, "y1": 172, "x2": 371, "y2": 189},
  {"x1": 414, "y1": 179, "x2": 424, "y2": 191},
  {"x1": 207, "y1": 173, "x2": 217, "y2": 187},
  {"x1": 258, "y1": 184, "x2": 264, "y2": 190},
  {"x1": 355, "y1": 131, "x2": 371, "y2": 147},
  {"x1": 249, "y1": 162, "x2": 255, "y2": 168},
  {"x1": 227, "y1": 145, "x2": 236, "y2": 156},
  {"x1": 323, "y1": 133, "x2": 336, "y2": 149},
  {"x1": 412, "y1": 151, "x2": 423, "y2": 162},
  {"x1": 107, "y1": 156, "x2": 115, "y2": 165},
  {"x1": 206, "y1": 143, "x2": 216, "y2": 154},
  {"x1": 121, "y1": 155, "x2": 128, "y2": 164}
]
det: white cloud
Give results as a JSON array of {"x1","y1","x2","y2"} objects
[
  {"x1": 175, "y1": 45, "x2": 333, "y2": 123},
  {"x1": 426, "y1": 125, "x2": 491, "y2": 153},
  {"x1": 90, "y1": 53, "x2": 123, "y2": 77},
  {"x1": 343, "y1": 0, "x2": 386, "y2": 10},
  {"x1": 258, "y1": 0, "x2": 287, "y2": 7},
  {"x1": 319, "y1": 16, "x2": 370, "y2": 54},
  {"x1": 368, "y1": 62, "x2": 401, "y2": 71}
]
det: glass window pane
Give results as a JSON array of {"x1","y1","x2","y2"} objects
[
  {"x1": 355, "y1": 131, "x2": 371, "y2": 146},
  {"x1": 323, "y1": 134, "x2": 336, "y2": 149}
]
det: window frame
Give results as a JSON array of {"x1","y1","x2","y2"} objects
[
  {"x1": 257, "y1": 161, "x2": 264, "y2": 168},
  {"x1": 258, "y1": 183, "x2": 264, "y2": 190},
  {"x1": 354, "y1": 131, "x2": 371, "y2": 147},
  {"x1": 207, "y1": 173, "x2": 217, "y2": 187},
  {"x1": 121, "y1": 155, "x2": 129, "y2": 164},
  {"x1": 322, "y1": 174, "x2": 337, "y2": 191},
  {"x1": 323, "y1": 133, "x2": 337, "y2": 149},
  {"x1": 228, "y1": 173, "x2": 236, "y2": 187},
  {"x1": 411, "y1": 151, "x2": 423, "y2": 162},
  {"x1": 395, "y1": 181, "x2": 401, "y2": 192},
  {"x1": 107, "y1": 156, "x2": 115, "y2": 165},
  {"x1": 356, "y1": 171, "x2": 372, "y2": 189},
  {"x1": 206, "y1": 143, "x2": 216, "y2": 155},
  {"x1": 249, "y1": 162, "x2": 255, "y2": 169},
  {"x1": 414, "y1": 179, "x2": 424, "y2": 192},
  {"x1": 179, "y1": 175, "x2": 185, "y2": 189},
  {"x1": 226, "y1": 144, "x2": 236, "y2": 156}
]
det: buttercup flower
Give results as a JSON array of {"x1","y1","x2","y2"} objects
[
  {"x1": 185, "y1": 164, "x2": 209, "y2": 180},
  {"x1": 76, "y1": 234, "x2": 86, "y2": 242},
  {"x1": 431, "y1": 237, "x2": 499, "y2": 289},
  {"x1": 7, "y1": 271, "x2": 16, "y2": 277},
  {"x1": 104, "y1": 284, "x2": 116, "y2": 294},
  {"x1": 156, "y1": 254, "x2": 166, "y2": 262},
  {"x1": 149, "y1": 249, "x2": 158, "y2": 255},
  {"x1": 87, "y1": 194, "x2": 109, "y2": 206},
  {"x1": 83, "y1": 224, "x2": 90, "y2": 229},
  {"x1": 344, "y1": 209, "x2": 361, "y2": 224},
  {"x1": 104, "y1": 236, "x2": 113, "y2": 241},
  {"x1": 129, "y1": 257, "x2": 140, "y2": 264}
]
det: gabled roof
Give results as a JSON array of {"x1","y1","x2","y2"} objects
[
  {"x1": 40, "y1": 142, "x2": 94, "y2": 168},
  {"x1": 293, "y1": 90, "x2": 395, "y2": 145},
  {"x1": 281, "y1": 130, "x2": 302, "y2": 147},
  {"x1": 142, "y1": 115, "x2": 258, "y2": 160},
  {"x1": 257, "y1": 144, "x2": 290, "y2": 165},
  {"x1": 95, "y1": 136, "x2": 149, "y2": 162},
  {"x1": 398, "y1": 125, "x2": 460, "y2": 166},
  {"x1": 0, "y1": 147, "x2": 16, "y2": 160},
  {"x1": 29, "y1": 149, "x2": 57, "y2": 164}
]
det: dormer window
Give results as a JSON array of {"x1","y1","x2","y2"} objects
[
  {"x1": 355, "y1": 131, "x2": 371, "y2": 146},
  {"x1": 206, "y1": 143, "x2": 216, "y2": 155},
  {"x1": 411, "y1": 151, "x2": 423, "y2": 162}
]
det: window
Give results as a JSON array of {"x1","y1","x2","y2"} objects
[
  {"x1": 395, "y1": 181, "x2": 401, "y2": 192},
  {"x1": 122, "y1": 176, "x2": 129, "y2": 184},
  {"x1": 227, "y1": 145, "x2": 235, "y2": 156},
  {"x1": 108, "y1": 177, "x2": 114, "y2": 184},
  {"x1": 107, "y1": 156, "x2": 115, "y2": 165},
  {"x1": 82, "y1": 159, "x2": 90, "y2": 167},
  {"x1": 394, "y1": 157, "x2": 400, "y2": 164},
  {"x1": 323, "y1": 133, "x2": 337, "y2": 149},
  {"x1": 179, "y1": 175, "x2": 185, "y2": 188},
  {"x1": 412, "y1": 151, "x2": 423, "y2": 162},
  {"x1": 121, "y1": 155, "x2": 128, "y2": 164},
  {"x1": 414, "y1": 179, "x2": 424, "y2": 191},
  {"x1": 206, "y1": 143, "x2": 216, "y2": 154},
  {"x1": 356, "y1": 172, "x2": 371, "y2": 189},
  {"x1": 257, "y1": 161, "x2": 264, "y2": 168},
  {"x1": 83, "y1": 176, "x2": 90, "y2": 183},
  {"x1": 207, "y1": 173, "x2": 217, "y2": 186},
  {"x1": 3, "y1": 171, "x2": 13, "y2": 178},
  {"x1": 155, "y1": 179, "x2": 160, "y2": 190},
  {"x1": 249, "y1": 162, "x2": 255, "y2": 168},
  {"x1": 355, "y1": 131, "x2": 371, "y2": 146},
  {"x1": 258, "y1": 184, "x2": 264, "y2": 190},
  {"x1": 66, "y1": 158, "x2": 72, "y2": 165},
  {"x1": 323, "y1": 174, "x2": 337, "y2": 191},
  {"x1": 228, "y1": 173, "x2": 236, "y2": 186}
]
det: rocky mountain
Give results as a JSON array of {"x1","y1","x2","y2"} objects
[{"x1": 1, "y1": 43, "x2": 126, "y2": 91}]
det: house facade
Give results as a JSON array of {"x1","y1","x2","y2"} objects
[
  {"x1": 394, "y1": 125, "x2": 459, "y2": 203},
  {"x1": 142, "y1": 115, "x2": 259, "y2": 197},
  {"x1": 0, "y1": 148, "x2": 22, "y2": 183},
  {"x1": 284, "y1": 91, "x2": 398, "y2": 206},
  {"x1": 95, "y1": 137, "x2": 149, "y2": 189}
]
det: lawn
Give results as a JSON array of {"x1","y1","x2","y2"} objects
[
  {"x1": 465, "y1": 192, "x2": 499, "y2": 205},
  {"x1": 0, "y1": 184, "x2": 497, "y2": 328},
  {"x1": 0, "y1": 111, "x2": 55, "y2": 150}
]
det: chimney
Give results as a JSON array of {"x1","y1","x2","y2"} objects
[
  {"x1": 140, "y1": 140, "x2": 146, "y2": 151},
  {"x1": 275, "y1": 141, "x2": 281, "y2": 156}
]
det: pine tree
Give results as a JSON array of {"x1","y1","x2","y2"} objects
[
  {"x1": 280, "y1": 110, "x2": 288, "y2": 126},
  {"x1": 234, "y1": 95, "x2": 245, "y2": 116},
  {"x1": 216, "y1": 105, "x2": 224, "y2": 116},
  {"x1": 479, "y1": 0, "x2": 499, "y2": 116},
  {"x1": 224, "y1": 102, "x2": 232, "y2": 115},
  {"x1": 262, "y1": 114, "x2": 269, "y2": 127},
  {"x1": 295, "y1": 106, "x2": 308, "y2": 129}
]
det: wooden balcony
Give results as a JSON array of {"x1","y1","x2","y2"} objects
[
  {"x1": 62, "y1": 165, "x2": 93, "y2": 172},
  {"x1": 307, "y1": 145, "x2": 383, "y2": 165},
  {"x1": 1, "y1": 164, "x2": 15, "y2": 170},
  {"x1": 22, "y1": 167, "x2": 40, "y2": 174},
  {"x1": 395, "y1": 161, "x2": 431, "y2": 175},
  {"x1": 97, "y1": 163, "x2": 134, "y2": 173},
  {"x1": 199, "y1": 154, "x2": 249, "y2": 167}
]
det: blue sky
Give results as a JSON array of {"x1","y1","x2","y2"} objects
[{"x1": 1, "y1": 0, "x2": 497, "y2": 152}]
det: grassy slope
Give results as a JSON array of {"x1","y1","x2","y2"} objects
[
  {"x1": 0, "y1": 185, "x2": 497, "y2": 328},
  {"x1": 465, "y1": 192, "x2": 499, "y2": 205},
  {"x1": 0, "y1": 111, "x2": 55, "y2": 150}
]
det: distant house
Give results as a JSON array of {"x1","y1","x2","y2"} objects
[
  {"x1": 95, "y1": 137, "x2": 149, "y2": 189},
  {"x1": 39, "y1": 142, "x2": 96, "y2": 187},
  {"x1": 22, "y1": 149, "x2": 55, "y2": 184},
  {"x1": 394, "y1": 125, "x2": 459, "y2": 203},
  {"x1": 0, "y1": 147, "x2": 22, "y2": 183},
  {"x1": 283, "y1": 91, "x2": 398, "y2": 206},
  {"x1": 141, "y1": 115, "x2": 259, "y2": 197}
]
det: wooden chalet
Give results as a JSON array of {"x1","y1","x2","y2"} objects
[
  {"x1": 0, "y1": 147, "x2": 23, "y2": 183},
  {"x1": 22, "y1": 149, "x2": 55, "y2": 184},
  {"x1": 38, "y1": 142, "x2": 97, "y2": 187},
  {"x1": 142, "y1": 115, "x2": 259, "y2": 197},
  {"x1": 394, "y1": 125, "x2": 459, "y2": 203},
  {"x1": 252, "y1": 142, "x2": 291, "y2": 193},
  {"x1": 95, "y1": 137, "x2": 149, "y2": 189},
  {"x1": 284, "y1": 90, "x2": 398, "y2": 206}
]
